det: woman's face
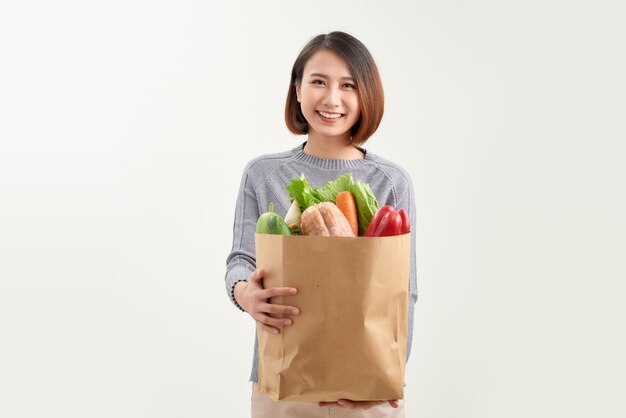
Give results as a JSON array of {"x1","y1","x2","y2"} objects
[{"x1": 296, "y1": 49, "x2": 360, "y2": 144}]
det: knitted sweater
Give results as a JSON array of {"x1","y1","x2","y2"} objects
[{"x1": 225, "y1": 141, "x2": 418, "y2": 382}]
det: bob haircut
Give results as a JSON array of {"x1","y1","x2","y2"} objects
[{"x1": 285, "y1": 31, "x2": 384, "y2": 147}]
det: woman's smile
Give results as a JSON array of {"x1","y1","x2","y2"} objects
[{"x1": 316, "y1": 110, "x2": 345, "y2": 122}]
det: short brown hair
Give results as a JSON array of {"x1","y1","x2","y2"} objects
[{"x1": 285, "y1": 31, "x2": 384, "y2": 147}]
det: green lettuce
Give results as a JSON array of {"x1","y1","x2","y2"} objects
[
  {"x1": 286, "y1": 173, "x2": 320, "y2": 210},
  {"x1": 351, "y1": 180, "x2": 379, "y2": 236},
  {"x1": 286, "y1": 173, "x2": 379, "y2": 236}
]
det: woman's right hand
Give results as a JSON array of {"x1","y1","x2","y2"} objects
[{"x1": 234, "y1": 268, "x2": 299, "y2": 334}]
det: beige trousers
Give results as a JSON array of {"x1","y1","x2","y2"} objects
[{"x1": 251, "y1": 383, "x2": 405, "y2": 418}]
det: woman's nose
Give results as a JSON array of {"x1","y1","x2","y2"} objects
[{"x1": 322, "y1": 86, "x2": 341, "y2": 107}]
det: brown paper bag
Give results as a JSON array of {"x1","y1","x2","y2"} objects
[{"x1": 254, "y1": 232, "x2": 410, "y2": 402}]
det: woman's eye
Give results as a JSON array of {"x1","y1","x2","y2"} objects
[
  {"x1": 344, "y1": 83, "x2": 356, "y2": 89},
  {"x1": 312, "y1": 80, "x2": 324, "y2": 85}
]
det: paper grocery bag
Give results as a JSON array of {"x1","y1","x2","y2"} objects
[{"x1": 254, "y1": 232, "x2": 410, "y2": 402}]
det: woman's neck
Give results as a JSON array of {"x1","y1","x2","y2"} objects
[{"x1": 303, "y1": 136, "x2": 365, "y2": 160}]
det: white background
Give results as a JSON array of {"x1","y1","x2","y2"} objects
[{"x1": 1, "y1": 1, "x2": 625, "y2": 417}]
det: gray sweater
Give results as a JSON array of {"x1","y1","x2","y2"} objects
[{"x1": 225, "y1": 141, "x2": 418, "y2": 382}]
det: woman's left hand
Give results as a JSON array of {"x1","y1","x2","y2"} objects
[{"x1": 318, "y1": 399, "x2": 399, "y2": 410}]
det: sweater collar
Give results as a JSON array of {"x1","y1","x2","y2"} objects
[{"x1": 290, "y1": 141, "x2": 370, "y2": 170}]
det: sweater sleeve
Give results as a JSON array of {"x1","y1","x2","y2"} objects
[
  {"x1": 394, "y1": 170, "x2": 418, "y2": 361},
  {"x1": 225, "y1": 164, "x2": 260, "y2": 311}
]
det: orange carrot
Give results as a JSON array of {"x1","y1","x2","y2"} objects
[{"x1": 335, "y1": 191, "x2": 359, "y2": 236}]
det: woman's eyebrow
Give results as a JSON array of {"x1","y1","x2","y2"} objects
[{"x1": 308, "y1": 72, "x2": 354, "y2": 81}]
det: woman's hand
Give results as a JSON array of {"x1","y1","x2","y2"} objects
[
  {"x1": 318, "y1": 399, "x2": 399, "y2": 410},
  {"x1": 234, "y1": 268, "x2": 299, "y2": 334}
]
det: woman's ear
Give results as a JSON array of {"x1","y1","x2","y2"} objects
[{"x1": 295, "y1": 83, "x2": 301, "y2": 103}]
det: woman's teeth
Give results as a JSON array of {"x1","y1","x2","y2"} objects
[{"x1": 318, "y1": 111, "x2": 343, "y2": 119}]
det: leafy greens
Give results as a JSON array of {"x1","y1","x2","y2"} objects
[{"x1": 286, "y1": 173, "x2": 379, "y2": 236}]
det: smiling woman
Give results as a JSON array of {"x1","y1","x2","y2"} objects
[
  {"x1": 295, "y1": 50, "x2": 362, "y2": 148},
  {"x1": 285, "y1": 32, "x2": 385, "y2": 149},
  {"x1": 225, "y1": 31, "x2": 416, "y2": 418}
]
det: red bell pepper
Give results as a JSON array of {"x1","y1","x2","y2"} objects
[
  {"x1": 365, "y1": 205, "x2": 411, "y2": 237},
  {"x1": 399, "y1": 209, "x2": 410, "y2": 234}
]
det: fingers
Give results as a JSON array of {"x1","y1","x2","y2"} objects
[
  {"x1": 249, "y1": 268, "x2": 265, "y2": 284},
  {"x1": 318, "y1": 401, "x2": 340, "y2": 407},
  {"x1": 249, "y1": 269, "x2": 297, "y2": 299},
  {"x1": 258, "y1": 321, "x2": 281, "y2": 335},
  {"x1": 254, "y1": 302, "x2": 299, "y2": 335},
  {"x1": 318, "y1": 400, "x2": 393, "y2": 410},
  {"x1": 256, "y1": 314, "x2": 294, "y2": 335},
  {"x1": 335, "y1": 400, "x2": 381, "y2": 410},
  {"x1": 261, "y1": 286, "x2": 297, "y2": 299},
  {"x1": 259, "y1": 302, "x2": 299, "y2": 316},
  {"x1": 257, "y1": 312, "x2": 292, "y2": 328},
  {"x1": 247, "y1": 268, "x2": 299, "y2": 335}
]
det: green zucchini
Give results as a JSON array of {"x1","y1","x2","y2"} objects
[{"x1": 256, "y1": 203, "x2": 291, "y2": 235}]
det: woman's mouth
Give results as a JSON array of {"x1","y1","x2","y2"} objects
[{"x1": 316, "y1": 110, "x2": 344, "y2": 123}]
